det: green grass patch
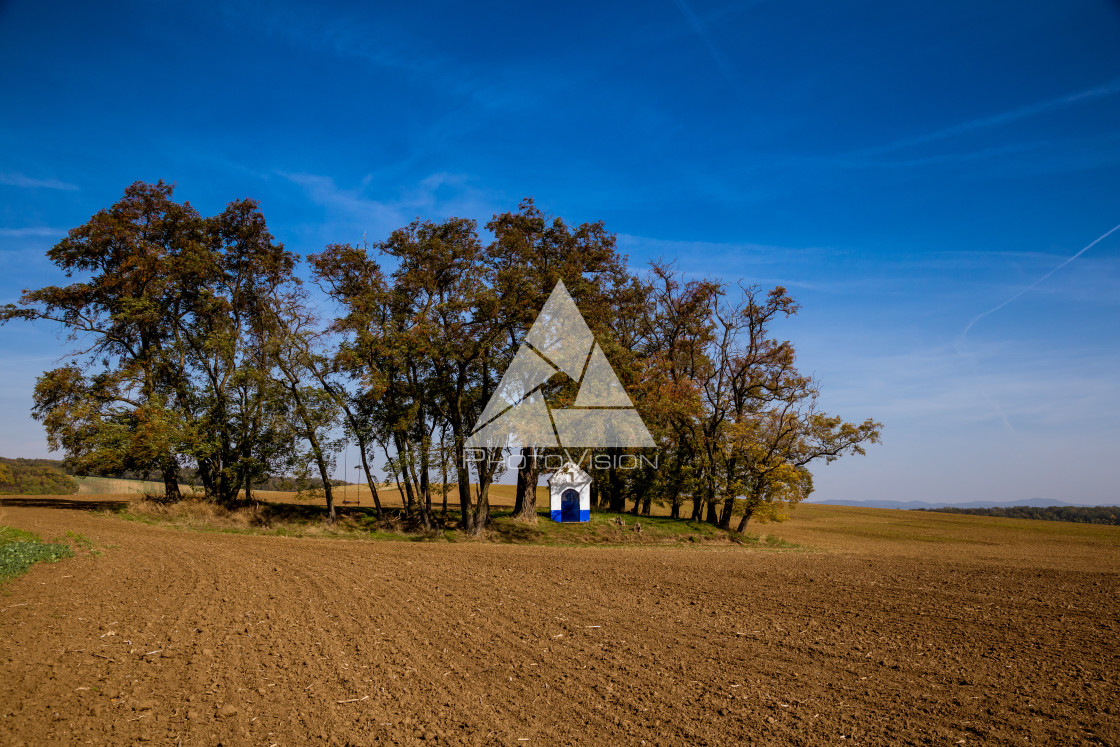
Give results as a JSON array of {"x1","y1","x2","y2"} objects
[
  {"x1": 65, "y1": 530, "x2": 104, "y2": 556},
  {"x1": 0, "y1": 525, "x2": 74, "y2": 583}
]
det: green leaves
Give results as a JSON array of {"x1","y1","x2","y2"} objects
[
  {"x1": 8, "y1": 181, "x2": 307, "y2": 504},
  {"x1": 7, "y1": 182, "x2": 882, "y2": 530},
  {"x1": 0, "y1": 526, "x2": 74, "y2": 583}
]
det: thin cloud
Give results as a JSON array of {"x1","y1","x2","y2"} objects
[
  {"x1": 0, "y1": 172, "x2": 79, "y2": 191},
  {"x1": 280, "y1": 172, "x2": 405, "y2": 237},
  {"x1": 617, "y1": 233, "x2": 823, "y2": 264},
  {"x1": 0, "y1": 227, "x2": 67, "y2": 238},
  {"x1": 819, "y1": 341, "x2": 1120, "y2": 431},
  {"x1": 280, "y1": 171, "x2": 499, "y2": 244},
  {"x1": 217, "y1": 1, "x2": 545, "y2": 114}
]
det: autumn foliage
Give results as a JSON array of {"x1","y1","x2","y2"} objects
[{"x1": 1, "y1": 182, "x2": 880, "y2": 530}]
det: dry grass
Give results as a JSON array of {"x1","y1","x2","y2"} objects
[
  {"x1": 74, "y1": 476, "x2": 189, "y2": 496},
  {"x1": 113, "y1": 491, "x2": 765, "y2": 547},
  {"x1": 118, "y1": 495, "x2": 428, "y2": 540},
  {"x1": 126, "y1": 497, "x2": 271, "y2": 529}
]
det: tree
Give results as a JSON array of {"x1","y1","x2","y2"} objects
[
  {"x1": 258, "y1": 286, "x2": 343, "y2": 521},
  {"x1": 730, "y1": 406, "x2": 880, "y2": 531},
  {"x1": 311, "y1": 243, "x2": 406, "y2": 521},
  {"x1": 6, "y1": 182, "x2": 882, "y2": 531},
  {"x1": 486, "y1": 198, "x2": 638, "y2": 521},
  {"x1": 631, "y1": 267, "x2": 881, "y2": 529},
  {"x1": 311, "y1": 242, "x2": 429, "y2": 526},
  {"x1": 379, "y1": 217, "x2": 505, "y2": 532},
  {"x1": 178, "y1": 197, "x2": 301, "y2": 505},
  {"x1": 1, "y1": 182, "x2": 313, "y2": 506},
  {"x1": 630, "y1": 263, "x2": 720, "y2": 518},
  {"x1": 0, "y1": 459, "x2": 77, "y2": 495},
  {"x1": 1, "y1": 181, "x2": 207, "y2": 500}
]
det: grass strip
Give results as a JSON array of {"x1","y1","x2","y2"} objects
[{"x1": 0, "y1": 525, "x2": 74, "y2": 583}]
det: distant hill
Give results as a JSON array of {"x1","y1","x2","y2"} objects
[
  {"x1": 0, "y1": 457, "x2": 78, "y2": 495},
  {"x1": 0, "y1": 456, "x2": 355, "y2": 496}
]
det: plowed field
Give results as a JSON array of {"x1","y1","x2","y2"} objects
[{"x1": 1, "y1": 496, "x2": 1117, "y2": 745}]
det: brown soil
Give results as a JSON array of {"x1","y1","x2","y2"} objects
[{"x1": 1, "y1": 495, "x2": 1118, "y2": 745}]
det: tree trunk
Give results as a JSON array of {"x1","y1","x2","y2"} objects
[
  {"x1": 310, "y1": 446, "x2": 336, "y2": 522},
  {"x1": 608, "y1": 452, "x2": 625, "y2": 513},
  {"x1": 703, "y1": 475, "x2": 718, "y2": 524},
  {"x1": 400, "y1": 432, "x2": 431, "y2": 529},
  {"x1": 512, "y1": 463, "x2": 524, "y2": 516},
  {"x1": 418, "y1": 433, "x2": 432, "y2": 529},
  {"x1": 718, "y1": 497, "x2": 735, "y2": 529},
  {"x1": 451, "y1": 419, "x2": 472, "y2": 529},
  {"x1": 513, "y1": 447, "x2": 538, "y2": 523},
  {"x1": 473, "y1": 485, "x2": 491, "y2": 533},
  {"x1": 160, "y1": 456, "x2": 182, "y2": 503},
  {"x1": 319, "y1": 378, "x2": 384, "y2": 519},
  {"x1": 705, "y1": 499, "x2": 718, "y2": 525},
  {"x1": 356, "y1": 441, "x2": 384, "y2": 520},
  {"x1": 469, "y1": 447, "x2": 500, "y2": 533},
  {"x1": 399, "y1": 467, "x2": 416, "y2": 511},
  {"x1": 198, "y1": 460, "x2": 217, "y2": 502},
  {"x1": 440, "y1": 435, "x2": 449, "y2": 519},
  {"x1": 289, "y1": 381, "x2": 335, "y2": 522},
  {"x1": 395, "y1": 433, "x2": 418, "y2": 514},
  {"x1": 736, "y1": 507, "x2": 754, "y2": 533}
]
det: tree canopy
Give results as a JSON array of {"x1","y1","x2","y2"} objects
[{"x1": 2, "y1": 182, "x2": 881, "y2": 530}]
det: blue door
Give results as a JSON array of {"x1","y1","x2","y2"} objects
[{"x1": 560, "y1": 489, "x2": 580, "y2": 522}]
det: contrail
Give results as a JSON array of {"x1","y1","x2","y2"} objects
[
  {"x1": 671, "y1": 0, "x2": 738, "y2": 91},
  {"x1": 859, "y1": 77, "x2": 1120, "y2": 158},
  {"x1": 955, "y1": 221, "x2": 1120, "y2": 431},
  {"x1": 959, "y1": 221, "x2": 1120, "y2": 343}
]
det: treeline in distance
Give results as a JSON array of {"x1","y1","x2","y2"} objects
[
  {"x1": 920, "y1": 506, "x2": 1120, "y2": 525},
  {"x1": 0, "y1": 458, "x2": 78, "y2": 495}
]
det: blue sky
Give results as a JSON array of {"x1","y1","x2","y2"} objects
[{"x1": 1, "y1": 0, "x2": 1118, "y2": 504}]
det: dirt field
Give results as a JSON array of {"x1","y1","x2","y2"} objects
[{"x1": 1, "y1": 496, "x2": 1117, "y2": 745}]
